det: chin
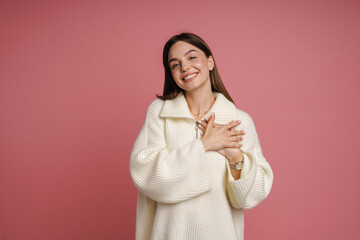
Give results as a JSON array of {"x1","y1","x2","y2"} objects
[{"x1": 184, "y1": 86, "x2": 203, "y2": 94}]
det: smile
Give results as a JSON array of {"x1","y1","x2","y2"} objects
[{"x1": 183, "y1": 73, "x2": 198, "y2": 82}]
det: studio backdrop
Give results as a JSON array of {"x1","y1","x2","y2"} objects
[{"x1": 0, "y1": 0, "x2": 359, "y2": 239}]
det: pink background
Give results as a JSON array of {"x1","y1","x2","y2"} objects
[{"x1": 1, "y1": 0, "x2": 359, "y2": 239}]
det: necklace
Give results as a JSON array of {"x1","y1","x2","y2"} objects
[
  {"x1": 189, "y1": 98, "x2": 215, "y2": 121},
  {"x1": 190, "y1": 110, "x2": 208, "y2": 120}
]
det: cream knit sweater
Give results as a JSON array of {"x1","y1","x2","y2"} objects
[{"x1": 129, "y1": 91, "x2": 273, "y2": 240}]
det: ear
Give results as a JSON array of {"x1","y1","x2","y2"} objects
[{"x1": 208, "y1": 55, "x2": 214, "y2": 71}]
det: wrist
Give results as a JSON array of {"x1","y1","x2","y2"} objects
[
  {"x1": 228, "y1": 152, "x2": 245, "y2": 170},
  {"x1": 228, "y1": 153, "x2": 244, "y2": 165},
  {"x1": 200, "y1": 138, "x2": 210, "y2": 152}
]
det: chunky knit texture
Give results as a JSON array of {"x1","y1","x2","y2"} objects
[{"x1": 129, "y1": 91, "x2": 273, "y2": 240}]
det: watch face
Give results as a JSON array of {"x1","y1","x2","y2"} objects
[
  {"x1": 230, "y1": 161, "x2": 243, "y2": 170},
  {"x1": 235, "y1": 161, "x2": 243, "y2": 169}
]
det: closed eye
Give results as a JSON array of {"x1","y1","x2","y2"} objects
[{"x1": 171, "y1": 57, "x2": 196, "y2": 69}]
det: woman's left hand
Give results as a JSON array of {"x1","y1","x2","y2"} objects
[{"x1": 197, "y1": 118, "x2": 244, "y2": 165}]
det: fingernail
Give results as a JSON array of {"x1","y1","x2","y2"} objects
[
  {"x1": 243, "y1": 131, "x2": 246, "y2": 134},
  {"x1": 200, "y1": 132, "x2": 203, "y2": 136},
  {"x1": 238, "y1": 120, "x2": 241, "y2": 123},
  {"x1": 211, "y1": 112, "x2": 214, "y2": 116},
  {"x1": 198, "y1": 120, "x2": 202, "y2": 123},
  {"x1": 204, "y1": 117, "x2": 208, "y2": 121}
]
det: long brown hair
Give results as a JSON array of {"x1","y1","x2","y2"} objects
[{"x1": 156, "y1": 32, "x2": 234, "y2": 103}]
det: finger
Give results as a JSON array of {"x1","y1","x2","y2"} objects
[
  {"x1": 207, "y1": 112, "x2": 215, "y2": 126},
  {"x1": 197, "y1": 120, "x2": 207, "y2": 129},
  {"x1": 228, "y1": 130, "x2": 245, "y2": 136},
  {"x1": 225, "y1": 121, "x2": 233, "y2": 131},
  {"x1": 228, "y1": 120, "x2": 241, "y2": 130},
  {"x1": 229, "y1": 136, "x2": 242, "y2": 143},
  {"x1": 227, "y1": 142, "x2": 242, "y2": 148},
  {"x1": 228, "y1": 133, "x2": 243, "y2": 141}
]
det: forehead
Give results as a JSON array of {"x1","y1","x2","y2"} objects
[{"x1": 168, "y1": 41, "x2": 203, "y2": 58}]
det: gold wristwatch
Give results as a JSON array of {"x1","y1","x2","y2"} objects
[{"x1": 229, "y1": 153, "x2": 245, "y2": 170}]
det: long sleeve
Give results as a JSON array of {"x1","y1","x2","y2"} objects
[
  {"x1": 129, "y1": 99, "x2": 212, "y2": 204},
  {"x1": 226, "y1": 110, "x2": 274, "y2": 209}
]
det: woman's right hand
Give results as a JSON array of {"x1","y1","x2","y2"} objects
[{"x1": 200, "y1": 112, "x2": 243, "y2": 152}]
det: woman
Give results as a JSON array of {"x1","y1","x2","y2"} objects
[{"x1": 129, "y1": 32, "x2": 273, "y2": 240}]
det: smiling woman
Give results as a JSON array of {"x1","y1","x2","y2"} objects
[
  {"x1": 168, "y1": 41, "x2": 213, "y2": 92},
  {"x1": 129, "y1": 32, "x2": 274, "y2": 240}
]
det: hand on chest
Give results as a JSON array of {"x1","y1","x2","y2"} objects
[{"x1": 163, "y1": 118, "x2": 255, "y2": 152}]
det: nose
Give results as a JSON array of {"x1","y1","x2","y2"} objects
[{"x1": 181, "y1": 60, "x2": 190, "y2": 72}]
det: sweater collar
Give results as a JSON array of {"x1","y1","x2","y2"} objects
[{"x1": 159, "y1": 91, "x2": 237, "y2": 124}]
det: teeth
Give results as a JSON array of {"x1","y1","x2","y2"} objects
[{"x1": 184, "y1": 73, "x2": 197, "y2": 80}]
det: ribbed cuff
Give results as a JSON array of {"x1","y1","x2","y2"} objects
[{"x1": 226, "y1": 152, "x2": 258, "y2": 202}]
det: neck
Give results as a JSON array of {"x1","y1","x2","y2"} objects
[{"x1": 184, "y1": 84, "x2": 215, "y2": 120}]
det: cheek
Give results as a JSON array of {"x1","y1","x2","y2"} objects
[
  {"x1": 194, "y1": 59, "x2": 207, "y2": 69},
  {"x1": 171, "y1": 71, "x2": 182, "y2": 84},
  {"x1": 171, "y1": 69, "x2": 179, "y2": 79}
]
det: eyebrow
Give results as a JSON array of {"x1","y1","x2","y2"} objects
[{"x1": 168, "y1": 49, "x2": 197, "y2": 64}]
